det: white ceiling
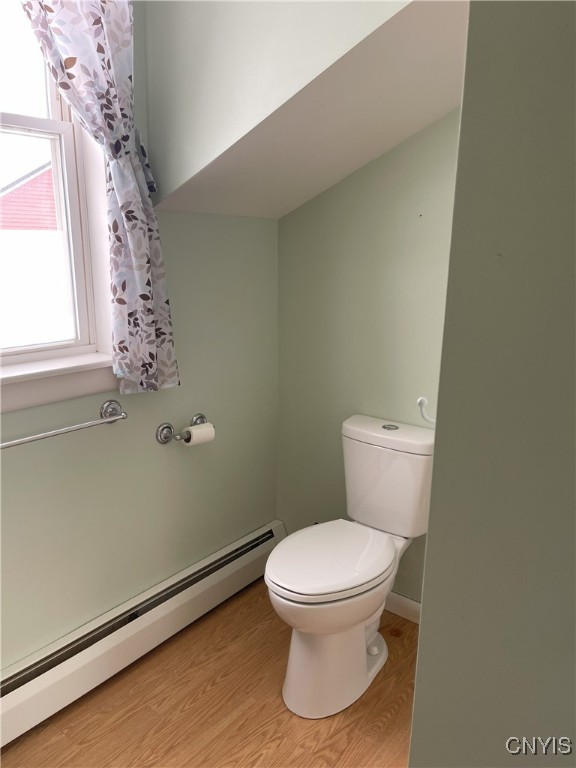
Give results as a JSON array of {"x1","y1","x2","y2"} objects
[{"x1": 156, "y1": 1, "x2": 469, "y2": 220}]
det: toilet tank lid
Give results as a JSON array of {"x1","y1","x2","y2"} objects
[{"x1": 342, "y1": 415, "x2": 434, "y2": 455}]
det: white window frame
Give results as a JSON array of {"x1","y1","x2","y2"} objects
[
  {"x1": 0, "y1": 81, "x2": 116, "y2": 412},
  {"x1": 1, "y1": 111, "x2": 95, "y2": 360}
]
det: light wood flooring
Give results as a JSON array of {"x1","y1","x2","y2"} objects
[{"x1": 1, "y1": 579, "x2": 418, "y2": 768}]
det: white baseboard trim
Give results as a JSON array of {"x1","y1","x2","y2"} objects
[
  {"x1": 385, "y1": 591, "x2": 421, "y2": 624},
  {"x1": 1, "y1": 520, "x2": 286, "y2": 747}
]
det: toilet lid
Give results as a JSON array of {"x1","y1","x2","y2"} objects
[{"x1": 265, "y1": 519, "x2": 396, "y2": 602}]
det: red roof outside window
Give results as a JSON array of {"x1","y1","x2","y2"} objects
[{"x1": 0, "y1": 164, "x2": 57, "y2": 230}]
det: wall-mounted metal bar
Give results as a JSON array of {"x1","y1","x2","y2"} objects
[{"x1": 0, "y1": 400, "x2": 127, "y2": 450}]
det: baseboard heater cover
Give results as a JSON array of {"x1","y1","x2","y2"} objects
[{"x1": 1, "y1": 519, "x2": 286, "y2": 746}]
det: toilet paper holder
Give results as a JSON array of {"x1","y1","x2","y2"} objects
[{"x1": 156, "y1": 413, "x2": 208, "y2": 445}]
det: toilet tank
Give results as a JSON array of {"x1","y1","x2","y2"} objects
[{"x1": 342, "y1": 415, "x2": 434, "y2": 538}]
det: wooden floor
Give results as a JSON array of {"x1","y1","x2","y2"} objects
[{"x1": 2, "y1": 579, "x2": 419, "y2": 768}]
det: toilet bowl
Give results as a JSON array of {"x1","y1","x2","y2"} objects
[
  {"x1": 265, "y1": 415, "x2": 434, "y2": 719},
  {"x1": 265, "y1": 518, "x2": 409, "y2": 719}
]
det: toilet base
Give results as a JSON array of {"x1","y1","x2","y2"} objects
[{"x1": 282, "y1": 620, "x2": 389, "y2": 719}]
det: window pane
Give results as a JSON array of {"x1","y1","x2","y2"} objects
[
  {"x1": 0, "y1": 129, "x2": 79, "y2": 351},
  {"x1": 0, "y1": 1, "x2": 49, "y2": 118}
]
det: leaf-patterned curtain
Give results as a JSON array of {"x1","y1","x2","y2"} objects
[{"x1": 22, "y1": 0, "x2": 179, "y2": 393}]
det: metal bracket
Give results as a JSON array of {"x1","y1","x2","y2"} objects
[
  {"x1": 101, "y1": 400, "x2": 124, "y2": 420},
  {"x1": 156, "y1": 423, "x2": 175, "y2": 445}
]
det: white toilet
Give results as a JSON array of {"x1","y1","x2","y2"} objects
[{"x1": 265, "y1": 414, "x2": 434, "y2": 719}]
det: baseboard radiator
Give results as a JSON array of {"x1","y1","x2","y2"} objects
[{"x1": 1, "y1": 519, "x2": 286, "y2": 746}]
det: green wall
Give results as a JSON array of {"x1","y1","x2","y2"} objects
[
  {"x1": 1, "y1": 212, "x2": 278, "y2": 668},
  {"x1": 277, "y1": 111, "x2": 460, "y2": 601},
  {"x1": 410, "y1": 3, "x2": 575, "y2": 765},
  {"x1": 1, "y1": 110, "x2": 460, "y2": 669}
]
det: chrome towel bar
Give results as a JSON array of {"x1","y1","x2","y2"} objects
[{"x1": 0, "y1": 400, "x2": 127, "y2": 450}]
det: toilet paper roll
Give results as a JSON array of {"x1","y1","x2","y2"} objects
[{"x1": 179, "y1": 422, "x2": 215, "y2": 446}]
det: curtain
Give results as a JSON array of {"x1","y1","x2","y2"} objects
[{"x1": 22, "y1": 0, "x2": 179, "y2": 393}]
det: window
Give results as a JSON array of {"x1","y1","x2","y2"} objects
[
  {"x1": 0, "y1": 2, "x2": 115, "y2": 411},
  {"x1": 1, "y1": 117, "x2": 92, "y2": 356}
]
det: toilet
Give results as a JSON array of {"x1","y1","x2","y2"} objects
[{"x1": 265, "y1": 414, "x2": 434, "y2": 719}]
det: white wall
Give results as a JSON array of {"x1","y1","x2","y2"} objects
[{"x1": 142, "y1": 1, "x2": 408, "y2": 201}]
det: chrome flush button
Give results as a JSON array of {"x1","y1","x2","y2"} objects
[{"x1": 381, "y1": 424, "x2": 399, "y2": 430}]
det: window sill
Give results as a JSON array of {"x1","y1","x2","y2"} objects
[{"x1": 0, "y1": 353, "x2": 118, "y2": 413}]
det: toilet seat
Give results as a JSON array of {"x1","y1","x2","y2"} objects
[{"x1": 265, "y1": 519, "x2": 396, "y2": 604}]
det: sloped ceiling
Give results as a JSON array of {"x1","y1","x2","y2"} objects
[{"x1": 156, "y1": 1, "x2": 469, "y2": 219}]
